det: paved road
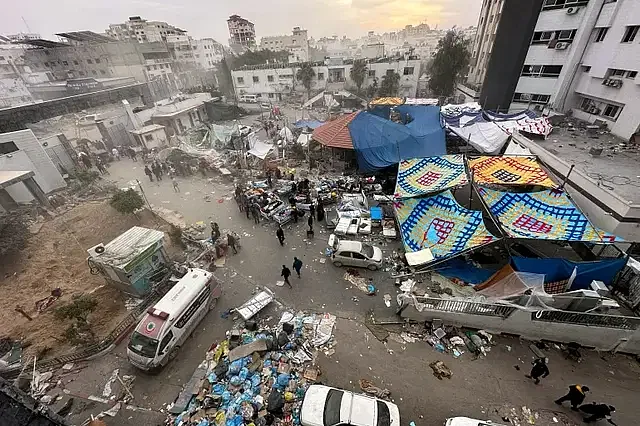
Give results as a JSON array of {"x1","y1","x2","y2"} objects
[{"x1": 48, "y1": 157, "x2": 640, "y2": 426}]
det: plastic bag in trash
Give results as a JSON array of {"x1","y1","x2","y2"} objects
[
  {"x1": 239, "y1": 367, "x2": 249, "y2": 380},
  {"x1": 198, "y1": 420, "x2": 210, "y2": 426},
  {"x1": 208, "y1": 372, "x2": 218, "y2": 383},
  {"x1": 213, "y1": 384, "x2": 226, "y2": 395},
  {"x1": 214, "y1": 411, "x2": 226, "y2": 426},
  {"x1": 274, "y1": 373, "x2": 290, "y2": 390},
  {"x1": 284, "y1": 392, "x2": 295, "y2": 402},
  {"x1": 230, "y1": 376, "x2": 243, "y2": 386},
  {"x1": 228, "y1": 359, "x2": 244, "y2": 375},
  {"x1": 222, "y1": 391, "x2": 232, "y2": 402},
  {"x1": 226, "y1": 415, "x2": 243, "y2": 426},
  {"x1": 267, "y1": 390, "x2": 284, "y2": 414},
  {"x1": 251, "y1": 374, "x2": 261, "y2": 388}
]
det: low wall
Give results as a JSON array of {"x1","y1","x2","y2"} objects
[{"x1": 399, "y1": 298, "x2": 640, "y2": 354}]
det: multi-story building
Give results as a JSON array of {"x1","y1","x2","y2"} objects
[
  {"x1": 0, "y1": 33, "x2": 41, "y2": 43},
  {"x1": 193, "y1": 38, "x2": 225, "y2": 70},
  {"x1": 0, "y1": 45, "x2": 36, "y2": 107},
  {"x1": 466, "y1": 0, "x2": 640, "y2": 140},
  {"x1": 106, "y1": 16, "x2": 186, "y2": 43},
  {"x1": 260, "y1": 27, "x2": 309, "y2": 62},
  {"x1": 231, "y1": 56, "x2": 421, "y2": 101},
  {"x1": 227, "y1": 15, "x2": 256, "y2": 48}
]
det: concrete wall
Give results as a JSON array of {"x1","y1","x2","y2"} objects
[
  {"x1": 0, "y1": 378, "x2": 66, "y2": 426},
  {"x1": 0, "y1": 129, "x2": 66, "y2": 195},
  {"x1": 0, "y1": 150, "x2": 37, "y2": 202},
  {"x1": 400, "y1": 302, "x2": 640, "y2": 354}
]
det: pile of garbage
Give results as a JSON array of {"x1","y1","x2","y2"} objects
[{"x1": 167, "y1": 312, "x2": 337, "y2": 426}]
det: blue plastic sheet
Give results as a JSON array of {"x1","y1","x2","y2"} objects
[
  {"x1": 349, "y1": 106, "x2": 445, "y2": 172},
  {"x1": 293, "y1": 119, "x2": 324, "y2": 129},
  {"x1": 511, "y1": 256, "x2": 628, "y2": 289},
  {"x1": 436, "y1": 258, "x2": 497, "y2": 285}
]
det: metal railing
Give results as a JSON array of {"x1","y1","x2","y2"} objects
[
  {"x1": 414, "y1": 297, "x2": 517, "y2": 318},
  {"x1": 531, "y1": 310, "x2": 640, "y2": 330}
]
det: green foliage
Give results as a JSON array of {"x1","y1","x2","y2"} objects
[
  {"x1": 366, "y1": 78, "x2": 379, "y2": 100},
  {"x1": 55, "y1": 295, "x2": 98, "y2": 325},
  {"x1": 0, "y1": 214, "x2": 28, "y2": 257},
  {"x1": 231, "y1": 49, "x2": 289, "y2": 69},
  {"x1": 428, "y1": 30, "x2": 471, "y2": 96},
  {"x1": 168, "y1": 224, "x2": 186, "y2": 249},
  {"x1": 296, "y1": 63, "x2": 316, "y2": 97},
  {"x1": 378, "y1": 72, "x2": 401, "y2": 97},
  {"x1": 110, "y1": 189, "x2": 144, "y2": 215},
  {"x1": 350, "y1": 60, "x2": 368, "y2": 93},
  {"x1": 74, "y1": 170, "x2": 100, "y2": 184}
]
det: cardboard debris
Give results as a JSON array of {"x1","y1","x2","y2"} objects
[{"x1": 228, "y1": 339, "x2": 268, "y2": 362}]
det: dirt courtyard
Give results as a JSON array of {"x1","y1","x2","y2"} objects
[{"x1": 0, "y1": 200, "x2": 176, "y2": 360}]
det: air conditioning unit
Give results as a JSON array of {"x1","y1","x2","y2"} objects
[
  {"x1": 566, "y1": 6, "x2": 580, "y2": 14},
  {"x1": 588, "y1": 106, "x2": 599, "y2": 114},
  {"x1": 610, "y1": 79, "x2": 623, "y2": 88},
  {"x1": 87, "y1": 243, "x2": 105, "y2": 257},
  {"x1": 555, "y1": 42, "x2": 569, "y2": 50},
  {"x1": 602, "y1": 78, "x2": 610, "y2": 86}
]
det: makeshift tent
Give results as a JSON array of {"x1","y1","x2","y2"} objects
[
  {"x1": 297, "y1": 133, "x2": 312, "y2": 147},
  {"x1": 504, "y1": 139, "x2": 533, "y2": 156},
  {"x1": 468, "y1": 156, "x2": 556, "y2": 187},
  {"x1": 484, "y1": 110, "x2": 537, "y2": 121},
  {"x1": 312, "y1": 112, "x2": 358, "y2": 149},
  {"x1": 293, "y1": 119, "x2": 324, "y2": 129},
  {"x1": 394, "y1": 191, "x2": 497, "y2": 264},
  {"x1": 394, "y1": 155, "x2": 468, "y2": 199},
  {"x1": 511, "y1": 256, "x2": 628, "y2": 290},
  {"x1": 448, "y1": 119, "x2": 510, "y2": 154},
  {"x1": 479, "y1": 187, "x2": 621, "y2": 243},
  {"x1": 278, "y1": 127, "x2": 294, "y2": 143},
  {"x1": 405, "y1": 98, "x2": 439, "y2": 105},
  {"x1": 247, "y1": 133, "x2": 273, "y2": 159},
  {"x1": 370, "y1": 97, "x2": 404, "y2": 105},
  {"x1": 440, "y1": 102, "x2": 481, "y2": 116},
  {"x1": 349, "y1": 106, "x2": 446, "y2": 172},
  {"x1": 476, "y1": 270, "x2": 545, "y2": 299},
  {"x1": 436, "y1": 258, "x2": 497, "y2": 285}
]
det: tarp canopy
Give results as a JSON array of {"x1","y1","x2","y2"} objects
[
  {"x1": 204, "y1": 101, "x2": 247, "y2": 121},
  {"x1": 479, "y1": 187, "x2": 622, "y2": 243},
  {"x1": 394, "y1": 155, "x2": 468, "y2": 199},
  {"x1": 394, "y1": 190, "x2": 497, "y2": 263},
  {"x1": 468, "y1": 156, "x2": 556, "y2": 187},
  {"x1": 436, "y1": 258, "x2": 497, "y2": 285},
  {"x1": 448, "y1": 119, "x2": 510, "y2": 154},
  {"x1": 440, "y1": 102, "x2": 481, "y2": 116},
  {"x1": 405, "y1": 98, "x2": 439, "y2": 105},
  {"x1": 278, "y1": 127, "x2": 294, "y2": 142},
  {"x1": 210, "y1": 123, "x2": 239, "y2": 146},
  {"x1": 349, "y1": 105, "x2": 446, "y2": 172},
  {"x1": 297, "y1": 133, "x2": 312, "y2": 147},
  {"x1": 511, "y1": 256, "x2": 628, "y2": 290},
  {"x1": 247, "y1": 137, "x2": 273, "y2": 159},
  {"x1": 293, "y1": 119, "x2": 324, "y2": 129}
]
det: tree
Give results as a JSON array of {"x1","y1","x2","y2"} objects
[
  {"x1": 110, "y1": 189, "x2": 144, "y2": 217},
  {"x1": 55, "y1": 295, "x2": 99, "y2": 345},
  {"x1": 378, "y1": 72, "x2": 401, "y2": 97},
  {"x1": 231, "y1": 49, "x2": 290, "y2": 69},
  {"x1": 350, "y1": 59, "x2": 368, "y2": 94},
  {"x1": 366, "y1": 78, "x2": 379, "y2": 100},
  {"x1": 428, "y1": 30, "x2": 471, "y2": 97},
  {"x1": 296, "y1": 62, "x2": 316, "y2": 98}
]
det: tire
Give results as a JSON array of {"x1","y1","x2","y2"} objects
[
  {"x1": 367, "y1": 264, "x2": 378, "y2": 271},
  {"x1": 167, "y1": 346, "x2": 180, "y2": 363},
  {"x1": 333, "y1": 261, "x2": 343, "y2": 267},
  {"x1": 209, "y1": 297, "x2": 218, "y2": 311}
]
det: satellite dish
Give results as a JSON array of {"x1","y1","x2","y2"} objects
[{"x1": 94, "y1": 245, "x2": 105, "y2": 254}]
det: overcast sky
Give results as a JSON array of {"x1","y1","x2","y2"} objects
[{"x1": 2, "y1": 0, "x2": 481, "y2": 44}]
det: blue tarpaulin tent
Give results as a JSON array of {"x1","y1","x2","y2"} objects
[
  {"x1": 293, "y1": 119, "x2": 324, "y2": 129},
  {"x1": 511, "y1": 256, "x2": 628, "y2": 290},
  {"x1": 349, "y1": 105, "x2": 446, "y2": 172}
]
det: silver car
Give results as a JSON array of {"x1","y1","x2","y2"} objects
[{"x1": 328, "y1": 234, "x2": 383, "y2": 271}]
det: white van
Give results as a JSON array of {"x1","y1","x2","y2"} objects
[
  {"x1": 127, "y1": 268, "x2": 221, "y2": 370},
  {"x1": 240, "y1": 94, "x2": 258, "y2": 103}
]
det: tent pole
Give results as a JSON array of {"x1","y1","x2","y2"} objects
[
  {"x1": 468, "y1": 168, "x2": 474, "y2": 209},
  {"x1": 559, "y1": 164, "x2": 575, "y2": 190}
]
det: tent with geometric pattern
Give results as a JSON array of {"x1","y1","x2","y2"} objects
[{"x1": 394, "y1": 155, "x2": 468, "y2": 199}]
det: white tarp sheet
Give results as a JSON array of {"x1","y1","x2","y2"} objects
[
  {"x1": 504, "y1": 139, "x2": 533, "y2": 156},
  {"x1": 297, "y1": 133, "x2": 312, "y2": 147},
  {"x1": 441, "y1": 102, "x2": 482, "y2": 116},
  {"x1": 278, "y1": 127, "x2": 294, "y2": 142},
  {"x1": 248, "y1": 139, "x2": 273, "y2": 159},
  {"x1": 449, "y1": 121, "x2": 510, "y2": 154}
]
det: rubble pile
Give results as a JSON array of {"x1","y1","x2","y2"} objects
[{"x1": 167, "y1": 312, "x2": 337, "y2": 426}]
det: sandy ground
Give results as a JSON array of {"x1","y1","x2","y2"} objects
[{"x1": 0, "y1": 199, "x2": 177, "y2": 360}]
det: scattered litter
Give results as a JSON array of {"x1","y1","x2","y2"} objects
[
  {"x1": 102, "y1": 369, "x2": 119, "y2": 398},
  {"x1": 429, "y1": 361, "x2": 452, "y2": 380},
  {"x1": 61, "y1": 363, "x2": 75, "y2": 370},
  {"x1": 359, "y1": 379, "x2": 390, "y2": 400},
  {"x1": 383, "y1": 294, "x2": 391, "y2": 308},
  {"x1": 276, "y1": 281, "x2": 285, "y2": 287},
  {"x1": 319, "y1": 258, "x2": 326, "y2": 264}
]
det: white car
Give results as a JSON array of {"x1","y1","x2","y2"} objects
[
  {"x1": 328, "y1": 234, "x2": 383, "y2": 271},
  {"x1": 301, "y1": 385, "x2": 400, "y2": 426},
  {"x1": 445, "y1": 417, "x2": 507, "y2": 426}
]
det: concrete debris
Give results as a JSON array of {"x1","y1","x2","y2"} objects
[
  {"x1": 429, "y1": 361, "x2": 452, "y2": 380},
  {"x1": 102, "y1": 369, "x2": 119, "y2": 398}
]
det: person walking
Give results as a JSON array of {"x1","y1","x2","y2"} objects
[
  {"x1": 227, "y1": 233, "x2": 238, "y2": 254},
  {"x1": 244, "y1": 196, "x2": 251, "y2": 220},
  {"x1": 292, "y1": 257, "x2": 303, "y2": 278},
  {"x1": 281, "y1": 265, "x2": 292, "y2": 288},
  {"x1": 96, "y1": 158, "x2": 108, "y2": 175},
  {"x1": 152, "y1": 162, "x2": 162, "y2": 181},
  {"x1": 579, "y1": 403, "x2": 617, "y2": 425},
  {"x1": 172, "y1": 176, "x2": 180, "y2": 192},
  {"x1": 307, "y1": 214, "x2": 314, "y2": 231},
  {"x1": 129, "y1": 147, "x2": 137, "y2": 161},
  {"x1": 525, "y1": 357, "x2": 549, "y2": 385},
  {"x1": 144, "y1": 165, "x2": 154, "y2": 182},
  {"x1": 111, "y1": 147, "x2": 120, "y2": 161},
  {"x1": 211, "y1": 222, "x2": 221, "y2": 242},
  {"x1": 317, "y1": 200, "x2": 325, "y2": 222},
  {"x1": 251, "y1": 203, "x2": 260, "y2": 224},
  {"x1": 555, "y1": 385, "x2": 589, "y2": 410},
  {"x1": 276, "y1": 226, "x2": 285, "y2": 246}
]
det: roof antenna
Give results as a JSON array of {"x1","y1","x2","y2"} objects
[{"x1": 22, "y1": 16, "x2": 32, "y2": 33}]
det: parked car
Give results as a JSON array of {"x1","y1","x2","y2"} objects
[
  {"x1": 260, "y1": 102, "x2": 271, "y2": 109},
  {"x1": 328, "y1": 234, "x2": 383, "y2": 270},
  {"x1": 444, "y1": 417, "x2": 506, "y2": 426},
  {"x1": 301, "y1": 385, "x2": 400, "y2": 426}
]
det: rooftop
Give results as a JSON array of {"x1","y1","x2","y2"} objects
[
  {"x1": 0, "y1": 170, "x2": 34, "y2": 190},
  {"x1": 535, "y1": 124, "x2": 640, "y2": 204},
  {"x1": 93, "y1": 226, "x2": 165, "y2": 270},
  {"x1": 130, "y1": 124, "x2": 165, "y2": 135},
  {"x1": 152, "y1": 93, "x2": 211, "y2": 118}
]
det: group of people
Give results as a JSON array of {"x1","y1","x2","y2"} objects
[
  {"x1": 144, "y1": 160, "x2": 168, "y2": 182},
  {"x1": 526, "y1": 358, "x2": 617, "y2": 424},
  {"x1": 210, "y1": 222, "x2": 239, "y2": 257},
  {"x1": 111, "y1": 146, "x2": 138, "y2": 162}
]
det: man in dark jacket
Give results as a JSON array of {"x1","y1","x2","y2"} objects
[
  {"x1": 281, "y1": 265, "x2": 292, "y2": 288},
  {"x1": 292, "y1": 257, "x2": 303, "y2": 278},
  {"x1": 579, "y1": 403, "x2": 617, "y2": 425},
  {"x1": 525, "y1": 358, "x2": 549, "y2": 384},
  {"x1": 555, "y1": 385, "x2": 589, "y2": 410},
  {"x1": 276, "y1": 226, "x2": 285, "y2": 246}
]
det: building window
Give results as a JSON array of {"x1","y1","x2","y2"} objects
[
  {"x1": 0, "y1": 141, "x2": 18, "y2": 155},
  {"x1": 513, "y1": 92, "x2": 551, "y2": 104},
  {"x1": 627, "y1": 70, "x2": 638, "y2": 79},
  {"x1": 145, "y1": 134, "x2": 154, "y2": 142},
  {"x1": 603, "y1": 104, "x2": 621, "y2": 119},
  {"x1": 237, "y1": 77, "x2": 244, "y2": 84},
  {"x1": 253, "y1": 76, "x2": 259, "y2": 83},
  {"x1": 317, "y1": 72, "x2": 324, "y2": 80},
  {"x1": 594, "y1": 27, "x2": 608, "y2": 42},
  {"x1": 62, "y1": 60, "x2": 68, "y2": 66},
  {"x1": 91, "y1": 70, "x2": 97, "y2": 75},
  {"x1": 521, "y1": 64, "x2": 563, "y2": 77},
  {"x1": 79, "y1": 71, "x2": 86, "y2": 76},
  {"x1": 100, "y1": 69, "x2": 107, "y2": 75},
  {"x1": 581, "y1": 65, "x2": 591, "y2": 72},
  {"x1": 622, "y1": 25, "x2": 639, "y2": 43},
  {"x1": 95, "y1": 58, "x2": 101, "y2": 64},
  {"x1": 267, "y1": 75, "x2": 274, "y2": 82},
  {"x1": 386, "y1": 69, "x2": 394, "y2": 76},
  {"x1": 268, "y1": 93, "x2": 274, "y2": 98},
  {"x1": 87, "y1": 59, "x2": 93, "y2": 64},
  {"x1": 403, "y1": 67, "x2": 414, "y2": 75},
  {"x1": 609, "y1": 68, "x2": 625, "y2": 77},
  {"x1": 542, "y1": 0, "x2": 589, "y2": 11}
]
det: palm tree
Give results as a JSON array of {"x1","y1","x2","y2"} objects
[
  {"x1": 349, "y1": 59, "x2": 368, "y2": 95},
  {"x1": 296, "y1": 62, "x2": 316, "y2": 99}
]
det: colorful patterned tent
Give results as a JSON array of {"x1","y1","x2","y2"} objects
[
  {"x1": 394, "y1": 155, "x2": 468, "y2": 199},
  {"x1": 369, "y1": 97, "x2": 404, "y2": 106},
  {"x1": 478, "y1": 187, "x2": 620, "y2": 242},
  {"x1": 394, "y1": 191, "x2": 497, "y2": 260},
  {"x1": 468, "y1": 156, "x2": 556, "y2": 187}
]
